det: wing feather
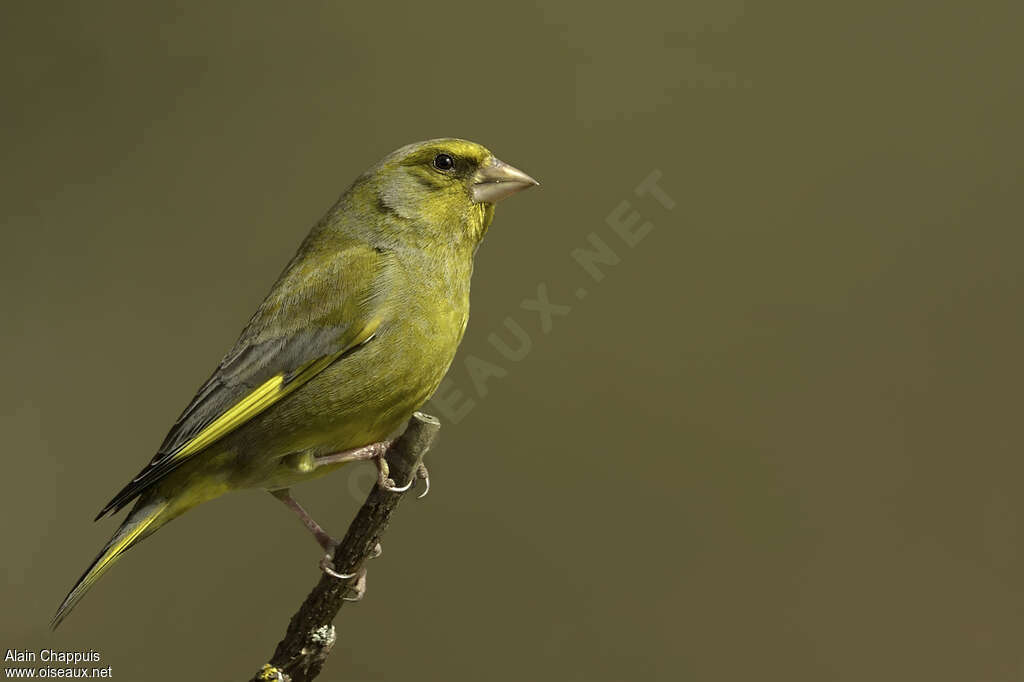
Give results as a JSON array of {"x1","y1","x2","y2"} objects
[{"x1": 96, "y1": 241, "x2": 388, "y2": 519}]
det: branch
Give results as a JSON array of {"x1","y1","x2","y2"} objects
[{"x1": 251, "y1": 412, "x2": 441, "y2": 682}]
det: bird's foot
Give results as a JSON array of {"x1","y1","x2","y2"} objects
[
  {"x1": 342, "y1": 567, "x2": 368, "y2": 602},
  {"x1": 315, "y1": 440, "x2": 413, "y2": 492},
  {"x1": 414, "y1": 462, "x2": 430, "y2": 499},
  {"x1": 319, "y1": 541, "x2": 358, "y2": 579},
  {"x1": 321, "y1": 540, "x2": 381, "y2": 580},
  {"x1": 375, "y1": 455, "x2": 414, "y2": 492}
]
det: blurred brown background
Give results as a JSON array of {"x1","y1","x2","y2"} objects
[{"x1": 2, "y1": 1, "x2": 1023, "y2": 680}]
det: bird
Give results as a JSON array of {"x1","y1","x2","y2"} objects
[{"x1": 52, "y1": 138, "x2": 539, "y2": 628}]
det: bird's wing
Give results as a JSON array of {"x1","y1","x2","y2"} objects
[{"x1": 96, "y1": 240, "x2": 390, "y2": 519}]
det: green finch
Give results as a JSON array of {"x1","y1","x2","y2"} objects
[{"x1": 53, "y1": 138, "x2": 538, "y2": 627}]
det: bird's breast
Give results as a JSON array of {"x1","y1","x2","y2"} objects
[{"x1": 309, "y1": 246, "x2": 472, "y2": 447}]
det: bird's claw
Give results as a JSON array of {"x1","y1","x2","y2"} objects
[
  {"x1": 379, "y1": 476, "x2": 413, "y2": 493},
  {"x1": 375, "y1": 455, "x2": 414, "y2": 492},
  {"x1": 415, "y1": 463, "x2": 430, "y2": 499},
  {"x1": 320, "y1": 554, "x2": 358, "y2": 580},
  {"x1": 319, "y1": 541, "x2": 358, "y2": 579}
]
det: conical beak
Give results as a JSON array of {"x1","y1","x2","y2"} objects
[{"x1": 471, "y1": 158, "x2": 540, "y2": 204}]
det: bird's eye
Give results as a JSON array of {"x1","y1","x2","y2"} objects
[{"x1": 432, "y1": 153, "x2": 455, "y2": 172}]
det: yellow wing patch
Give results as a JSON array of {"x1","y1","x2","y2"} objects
[
  {"x1": 170, "y1": 373, "x2": 284, "y2": 461},
  {"x1": 168, "y1": 318, "x2": 382, "y2": 464}
]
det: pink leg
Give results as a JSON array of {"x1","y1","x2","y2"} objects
[
  {"x1": 270, "y1": 488, "x2": 383, "y2": 582},
  {"x1": 315, "y1": 440, "x2": 414, "y2": 493},
  {"x1": 270, "y1": 488, "x2": 334, "y2": 551},
  {"x1": 313, "y1": 441, "x2": 391, "y2": 467}
]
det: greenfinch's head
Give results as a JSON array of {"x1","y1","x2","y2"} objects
[{"x1": 364, "y1": 138, "x2": 538, "y2": 245}]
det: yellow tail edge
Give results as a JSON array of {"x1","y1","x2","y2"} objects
[{"x1": 51, "y1": 499, "x2": 169, "y2": 629}]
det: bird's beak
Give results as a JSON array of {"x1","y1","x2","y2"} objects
[{"x1": 471, "y1": 158, "x2": 540, "y2": 204}]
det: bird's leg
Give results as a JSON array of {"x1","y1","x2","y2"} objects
[
  {"x1": 269, "y1": 487, "x2": 384, "y2": 602},
  {"x1": 275, "y1": 438, "x2": 412, "y2": 598},
  {"x1": 313, "y1": 441, "x2": 391, "y2": 467},
  {"x1": 314, "y1": 440, "x2": 415, "y2": 493},
  {"x1": 269, "y1": 489, "x2": 357, "y2": 579},
  {"x1": 270, "y1": 488, "x2": 334, "y2": 552}
]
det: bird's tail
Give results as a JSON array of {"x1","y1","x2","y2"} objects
[{"x1": 52, "y1": 497, "x2": 171, "y2": 629}]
